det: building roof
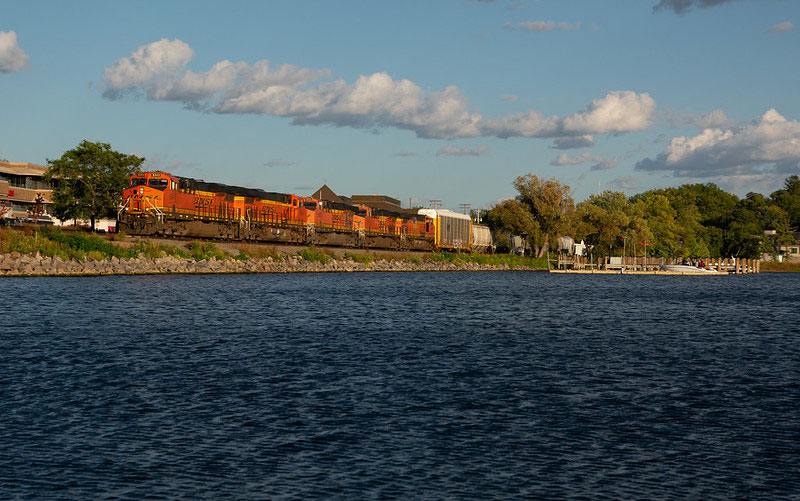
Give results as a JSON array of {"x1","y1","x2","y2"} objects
[
  {"x1": 0, "y1": 161, "x2": 48, "y2": 177},
  {"x1": 350, "y1": 194, "x2": 401, "y2": 207},
  {"x1": 311, "y1": 184, "x2": 345, "y2": 204}
]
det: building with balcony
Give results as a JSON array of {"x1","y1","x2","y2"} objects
[{"x1": 0, "y1": 161, "x2": 54, "y2": 221}]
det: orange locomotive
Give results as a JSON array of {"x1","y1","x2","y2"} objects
[{"x1": 118, "y1": 171, "x2": 438, "y2": 250}]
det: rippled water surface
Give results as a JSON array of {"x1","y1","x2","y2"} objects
[{"x1": 1, "y1": 272, "x2": 799, "y2": 499}]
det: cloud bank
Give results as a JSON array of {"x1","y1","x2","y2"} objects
[
  {"x1": 635, "y1": 109, "x2": 800, "y2": 184},
  {"x1": 481, "y1": 91, "x2": 655, "y2": 138},
  {"x1": 102, "y1": 39, "x2": 657, "y2": 141},
  {"x1": 0, "y1": 30, "x2": 29, "y2": 73}
]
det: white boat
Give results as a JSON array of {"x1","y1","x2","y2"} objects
[{"x1": 660, "y1": 264, "x2": 719, "y2": 273}]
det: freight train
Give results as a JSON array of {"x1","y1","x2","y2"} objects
[{"x1": 118, "y1": 171, "x2": 493, "y2": 252}]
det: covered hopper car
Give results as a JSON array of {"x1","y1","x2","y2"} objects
[{"x1": 118, "y1": 171, "x2": 491, "y2": 253}]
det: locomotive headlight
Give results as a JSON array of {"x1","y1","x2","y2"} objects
[{"x1": 139, "y1": 188, "x2": 144, "y2": 194}]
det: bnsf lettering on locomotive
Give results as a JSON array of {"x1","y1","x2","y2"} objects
[{"x1": 195, "y1": 196, "x2": 213, "y2": 208}]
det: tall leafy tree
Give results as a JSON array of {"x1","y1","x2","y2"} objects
[
  {"x1": 513, "y1": 174, "x2": 576, "y2": 257},
  {"x1": 634, "y1": 194, "x2": 680, "y2": 257},
  {"x1": 577, "y1": 191, "x2": 651, "y2": 257},
  {"x1": 770, "y1": 175, "x2": 800, "y2": 229},
  {"x1": 484, "y1": 199, "x2": 541, "y2": 252},
  {"x1": 45, "y1": 141, "x2": 144, "y2": 231}
]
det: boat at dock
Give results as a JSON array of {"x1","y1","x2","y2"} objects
[{"x1": 659, "y1": 264, "x2": 719, "y2": 274}]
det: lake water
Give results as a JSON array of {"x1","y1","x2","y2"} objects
[{"x1": 1, "y1": 271, "x2": 798, "y2": 499}]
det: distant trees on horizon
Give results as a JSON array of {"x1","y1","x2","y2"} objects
[{"x1": 484, "y1": 174, "x2": 800, "y2": 260}]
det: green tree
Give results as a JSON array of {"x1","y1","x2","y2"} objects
[
  {"x1": 577, "y1": 191, "x2": 651, "y2": 257},
  {"x1": 635, "y1": 194, "x2": 680, "y2": 257},
  {"x1": 485, "y1": 199, "x2": 541, "y2": 252},
  {"x1": 45, "y1": 141, "x2": 144, "y2": 231},
  {"x1": 770, "y1": 175, "x2": 800, "y2": 229},
  {"x1": 724, "y1": 193, "x2": 772, "y2": 258},
  {"x1": 632, "y1": 183, "x2": 738, "y2": 258},
  {"x1": 513, "y1": 174, "x2": 576, "y2": 257}
]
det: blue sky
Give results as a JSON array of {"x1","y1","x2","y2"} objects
[{"x1": 2, "y1": 0, "x2": 798, "y2": 210}]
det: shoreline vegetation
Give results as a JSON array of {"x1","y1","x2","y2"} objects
[
  {"x1": 0, "y1": 227, "x2": 548, "y2": 277},
  {"x1": 758, "y1": 260, "x2": 800, "y2": 272}
]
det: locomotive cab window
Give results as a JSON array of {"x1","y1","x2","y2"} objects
[
  {"x1": 130, "y1": 178, "x2": 146, "y2": 187},
  {"x1": 303, "y1": 202, "x2": 317, "y2": 210},
  {"x1": 148, "y1": 179, "x2": 168, "y2": 190}
]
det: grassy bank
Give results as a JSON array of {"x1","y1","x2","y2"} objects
[
  {"x1": 759, "y1": 261, "x2": 800, "y2": 272},
  {"x1": 0, "y1": 226, "x2": 548, "y2": 269},
  {"x1": 429, "y1": 251, "x2": 548, "y2": 269},
  {"x1": 0, "y1": 227, "x2": 230, "y2": 262}
]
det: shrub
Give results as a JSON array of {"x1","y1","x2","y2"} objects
[
  {"x1": 343, "y1": 251, "x2": 373, "y2": 264},
  {"x1": 298, "y1": 247, "x2": 330, "y2": 264},
  {"x1": 188, "y1": 241, "x2": 230, "y2": 261},
  {"x1": 235, "y1": 244, "x2": 279, "y2": 260}
]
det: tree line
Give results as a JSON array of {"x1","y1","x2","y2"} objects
[{"x1": 484, "y1": 174, "x2": 800, "y2": 260}]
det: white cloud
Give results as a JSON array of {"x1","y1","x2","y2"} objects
[
  {"x1": 501, "y1": 94, "x2": 518, "y2": 102},
  {"x1": 550, "y1": 152, "x2": 592, "y2": 166},
  {"x1": 697, "y1": 108, "x2": 734, "y2": 128},
  {"x1": 550, "y1": 152, "x2": 617, "y2": 170},
  {"x1": 481, "y1": 91, "x2": 654, "y2": 139},
  {"x1": 561, "y1": 91, "x2": 655, "y2": 134},
  {"x1": 635, "y1": 109, "x2": 800, "y2": 184},
  {"x1": 768, "y1": 21, "x2": 793, "y2": 33},
  {"x1": 551, "y1": 135, "x2": 594, "y2": 150},
  {"x1": 590, "y1": 156, "x2": 618, "y2": 171},
  {"x1": 436, "y1": 145, "x2": 489, "y2": 156},
  {"x1": 0, "y1": 30, "x2": 29, "y2": 73},
  {"x1": 610, "y1": 175, "x2": 637, "y2": 190},
  {"x1": 480, "y1": 110, "x2": 562, "y2": 138},
  {"x1": 557, "y1": 22, "x2": 581, "y2": 31},
  {"x1": 661, "y1": 107, "x2": 735, "y2": 129},
  {"x1": 103, "y1": 39, "x2": 194, "y2": 99},
  {"x1": 505, "y1": 21, "x2": 580, "y2": 32},
  {"x1": 102, "y1": 39, "x2": 656, "y2": 141},
  {"x1": 159, "y1": 60, "x2": 250, "y2": 103}
]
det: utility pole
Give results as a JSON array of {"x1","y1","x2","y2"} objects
[
  {"x1": 622, "y1": 236, "x2": 627, "y2": 274},
  {"x1": 458, "y1": 203, "x2": 470, "y2": 214},
  {"x1": 429, "y1": 199, "x2": 442, "y2": 209}
]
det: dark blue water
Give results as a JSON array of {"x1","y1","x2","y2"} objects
[{"x1": 1, "y1": 272, "x2": 798, "y2": 499}]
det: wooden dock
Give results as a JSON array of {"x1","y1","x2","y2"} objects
[
  {"x1": 550, "y1": 256, "x2": 759, "y2": 275},
  {"x1": 549, "y1": 269, "x2": 728, "y2": 276}
]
